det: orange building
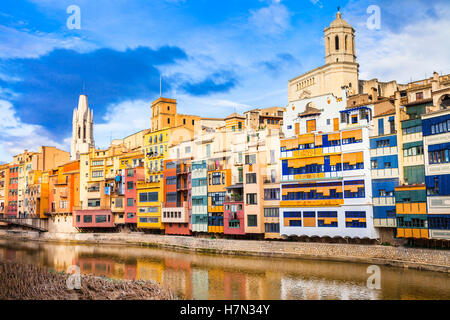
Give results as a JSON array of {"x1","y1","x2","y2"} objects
[{"x1": 47, "y1": 160, "x2": 80, "y2": 232}]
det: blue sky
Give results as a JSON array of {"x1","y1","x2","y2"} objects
[{"x1": 0, "y1": 0, "x2": 449, "y2": 161}]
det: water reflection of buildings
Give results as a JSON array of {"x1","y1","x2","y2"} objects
[
  {"x1": 2, "y1": 240, "x2": 449, "y2": 300},
  {"x1": 135, "y1": 258, "x2": 265, "y2": 300},
  {"x1": 75, "y1": 257, "x2": 137, "y2": 280}
]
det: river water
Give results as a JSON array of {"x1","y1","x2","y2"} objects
[{"x1": 0, "y1": 238, "x2": 449, "y2": 300}]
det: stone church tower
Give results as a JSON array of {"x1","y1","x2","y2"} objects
[
  {"x1": 288, "y1": 11, "x2": 359, "y2": 102},
  {"x1": 70, "y1": 94, "x2": 94, "y2": 160},
  {"x1": 324, "y1": 11, "x2": 356, "y2": 64}
]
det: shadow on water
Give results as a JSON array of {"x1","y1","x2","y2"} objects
[{"x1": 0, "y1": 238, "x2": 449, "y2": 300}]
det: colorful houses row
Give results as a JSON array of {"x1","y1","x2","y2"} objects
[
  {"x1": 0, "y1": 11, "x2": 449, "y2": 245},
  {"x1": 1, "y1": 77, "x2": 449, "y2": 244}
]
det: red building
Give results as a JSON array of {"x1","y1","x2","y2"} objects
[
  {"x1": 162, "y1": 160, "x2": 191, "y2": 235},
  {"x1": 7, "y1": 165, "x2": 18, "y2": 218},
  {"x1": 124, "y1": 166, "x2": 144, "y2": 225},
  {"x1": 224, "y1": 184, "x2": 245, "y2": 236}
]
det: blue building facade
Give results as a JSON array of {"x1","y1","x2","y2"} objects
[{"x1": 422, "y1": 109, "x2": 450, "y2": 240}]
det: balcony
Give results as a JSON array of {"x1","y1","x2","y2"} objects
[
  {"x1": 161, "y1": 202, "x2": 189, "y2": 223},
  {"x1": 263, "y1": 176, "x2": 278, "y2": 184},
  {"x1": 371, "y1": 168, "x2": 400, "y2": 179},
  {"x1": 177, "y1": 180, "x2": 189, "y2": 191},
  {"x1": 403, "y1": 155, "x2": 424, "y2": 166},
  {"x1": 225, "y1": 193, "x2": 243, "y2": 203},
  {"x1": 370, "y1": 146, "x2": 398, "y2": 157},
  {"x1": 373, "y1": 218, "x2": 396, "y2": 228},
  {"x1": 373, "y1": 197, "x2": 395, "y2": 206},
  {"x1": 176, "y1": 163, "x2": 191, "y2": 174}
]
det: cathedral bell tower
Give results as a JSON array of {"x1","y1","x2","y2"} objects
[
  {"x1": 70, "y1": 94, "x2": 94, "y2": 160},
  {"x1": 324, "y1": 10, "x2": 356, "y2": 64}
]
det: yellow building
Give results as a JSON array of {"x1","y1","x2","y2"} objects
[
  {"x1": 150, "y1": 97, "x2": 200, "y2": 132},
  {"x1": 137, "y1": 97, "x2": 199, "y2": 231}
]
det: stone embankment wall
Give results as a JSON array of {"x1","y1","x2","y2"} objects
[{"x1": 0, "y1": 230, "x2": 448, "y2": 273}]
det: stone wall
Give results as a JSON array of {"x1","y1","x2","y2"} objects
[{"x1": 0, "y1": 230, "x2": 448, "y2": 273}]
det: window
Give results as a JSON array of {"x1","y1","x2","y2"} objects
[
  {"x1": 166, "y1": 176, "x2": 177, "y2": 185},
  {"x1": 76, "y1": 215, "x2": 80, "y2": 223},
  {"x1": 127, "y1": 198, "x2": 134, "y2": 207},
  {"x1": 87, "y1": 199, "x2": 100, "y2": 207},
  {"x1": 246, "y1": 173, "x2": 257, "y2": 184},
  {"x1": 264, "y1": 188, "x2": 280, "y2": 200},
  {"x1": 284, "y1": 211, "x2": 302, "y2": 218},
  {"x1": 209, "y1": 192, "x2": 225, "y2": 206},
  {"x1": 92, "y1": 170, "x2": 103, "y2": 178},
  {"x1": 335, "y1": 35, "x2": 339, "y2": 50},
  {"x1": 429, "y1": 148, "x2": 450, "y2": 164},
  {"x1": 376, "y1": 139, "x2": 390, "y2": 148},
  {"x1": 378, "y1": 118, "x2": 384, "y2": 135},
  {"x1": 416, "y1": 92, "x2": 424, "y2": 100},
  {"x1": 83, "y1": 215, "x2": 92, "y2": 223},
  {"x1": 264, "y1": 208, "x2": 279, "y2": 217},
  {"x1": 95, "y1": 215, "x2": 107, "y2": 223},
  {"x1": 289, "y1": 220, "x2": 302, "y2": 227},
  {"x1": 139, "y1": 192, "x2": 158, "y2": 202},
  {"x1": 246, "y1": 193, "x2": 257, "y2": 205},
  {"x1": 371, "y1": 160, "x2": 378, "y2": 169},
  {"x1": 127, "y1": 181, "x2": 134, "y2": 190},
  {"x1": 91, "y1": 160, "x2": 104, "y2": 166},
  {"x1": 245, "y1": 154, "x2": 256, "y2": 165},
  {"x1": 265, "y1": 223, "x2": 279, "y2": 233},
  {"x1": 212, "y1": 173, "x2": 222, "y2": 185},
  {"x1": 247, "y1": 215, "x2": 257, "y2": 227}
]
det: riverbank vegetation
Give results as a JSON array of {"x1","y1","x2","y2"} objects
[{"x1": 0, "y1": 261, "x2": 178, "y2": 300}]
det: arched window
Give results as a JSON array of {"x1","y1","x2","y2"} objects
[
  {"x1": 345, "y1": 35, "x2": 348, "y2": 51},
  {"x1": 335, "y1": 35, "x2": 339, "y2": 51}
]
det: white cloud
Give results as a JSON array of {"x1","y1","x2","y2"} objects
[
  {"x1": 249, "y1": 2, "x2": 291, "y2": 35},
  {"x1": 344, "y1": 1, "x2": 450, "y2": 83},
  {"x1": 94, "y1": 99, "x2": 150, "y2": 149},
  {"x1": 0, "y1": 25, "x2": 95, "y2": 59},
  {"x1": 0, "y1": 99, "x2": 68, "y2": 162}
]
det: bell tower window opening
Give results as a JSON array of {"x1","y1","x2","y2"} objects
[{"x1": 335, "y1": 35, "x2": 339, "y2": 51}]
